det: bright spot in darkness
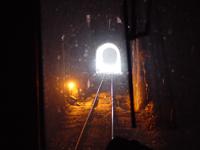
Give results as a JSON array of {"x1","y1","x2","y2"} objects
[
  {"x1": 96, "y1": 43, "x2": 122, "y2": 74},
  {"x1": 66, "y1": 81, "x2": 76, "y2": 90},
  {"x1": 68, "y1": 82, "x2": 75, "y2": 89},
  {"x1": 102, "y1": 48, "x2": 117, "y2": 65}
]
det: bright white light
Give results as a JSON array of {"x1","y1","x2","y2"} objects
[{"x1": 96, "y1": 43, "x2": 122, "y2": 74}]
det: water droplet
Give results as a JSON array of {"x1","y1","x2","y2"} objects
[
  {"x1": 57, "y1": 55, "x2": 61, "y2": 60},
  {"x1": 116, "y1": 17, "x2": 122, "y2": 24},
  {"x1": 83, "y1": 53, "x2": 88, "y2": 57},
  {"x1": 162, "y1": 78, "x2": 165, "y2": 84},
  {"x1": 75, "y1": 43, "x2": 79, "y2": 47},
  {"x1": 163, "y1": 36, "x2": 167, "y2": 40},
  {"x1": 61, "y1": 35, "x2": 65, "y2": 41}
]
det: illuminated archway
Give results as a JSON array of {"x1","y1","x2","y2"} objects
[{"x1": 96, "y1": 43, "x2": 122, "y2": 74}]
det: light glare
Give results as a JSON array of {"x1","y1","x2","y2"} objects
[
  {"x1": 96, "y1": 43, "x2": 122, "y2": 74},
  {"x1": 68, "y1": 81, "x2": 76, "y2": 90}
]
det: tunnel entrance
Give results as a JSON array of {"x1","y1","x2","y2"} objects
[{"x1": 96, "y1": 43, "x2": 122, "y2": 74}]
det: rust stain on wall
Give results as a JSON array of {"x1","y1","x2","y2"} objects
[{"x1": 132, "y1": 39, "x2": 148, "y2": 112}]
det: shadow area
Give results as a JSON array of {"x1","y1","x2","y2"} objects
[{"x1": 106, "y1": 137, "x2": 153, "y2": 150}]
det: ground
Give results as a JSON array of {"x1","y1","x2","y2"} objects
[{"x1": 47, "y1": 92, "x2": 165, "y2": 150}]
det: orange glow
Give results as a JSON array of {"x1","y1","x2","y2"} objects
[
  {"x1": 64, "y1": 81, "x2": 79, "y2": 99},
  {"x1": 132, "y1": 39, "x2": 146, "y2": 112},
  {"x1": 67, "y1": 81, "x2": 76, "y2": 90},
  {"x1": 133, "y1": 84, "x2": 142, "y2": 112},
  {"x1": 64, "y1": 81, "x2": 76, "y2": 90}
]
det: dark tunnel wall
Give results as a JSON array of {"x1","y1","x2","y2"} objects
[{"x1": 132, "y1": 0, "x2": 200, "y2": 149}]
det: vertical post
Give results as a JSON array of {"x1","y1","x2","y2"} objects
[
  {"x1": 123, "y1": 0, "x2": 136, "y2": 127},
  {"x1": 111, "y1": 75, "x2": 114, "y2": 139}
]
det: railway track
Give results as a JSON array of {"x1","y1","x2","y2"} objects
[
  {"x1": 49, "y1": 75, "x2": 133, "y2": 150},
  {"x1": 75, "y1": 75, "x2": 114, "y2": 150}
]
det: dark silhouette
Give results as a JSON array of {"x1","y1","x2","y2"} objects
[{"x1": 106, "y1": 137, "x2": 153, "y2": 150}]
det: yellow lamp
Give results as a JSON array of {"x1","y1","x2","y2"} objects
[{"x1": 68, "y1": 81, "x2": 76, "y2": 90}]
